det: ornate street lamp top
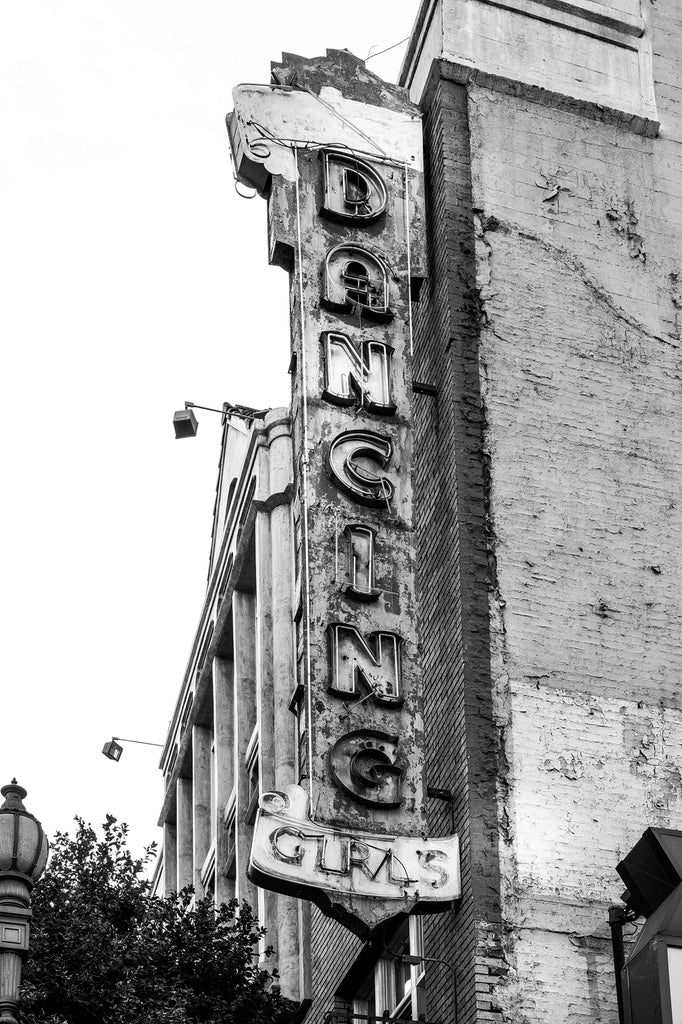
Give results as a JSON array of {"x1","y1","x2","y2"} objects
[{"x1": 0, "y1": 779, "x2": 49, "y2": 884}]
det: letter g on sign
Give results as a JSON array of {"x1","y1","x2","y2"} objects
[
  {"x1": 330, "y1": 730, "x2": 404, "y2": 807},
  {"x1": 270, "y1": 826, "x2": 305, "y2": 865}
]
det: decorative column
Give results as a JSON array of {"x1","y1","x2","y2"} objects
[
  {"x1": 213, "y1": 656, "x2": 234, "y2": 907},
  {"x1": 232, "y1": 590, "x2": 258, "y2": 909},
  {"x1": 192, "y1": 725, "x2": 212, "y2": 898},
  {"x1": 162, "y1": 823, "x2": 177, "y2": 894},
  {"x1": 0, "y1": 780, "x2": 49, "y2": 1024},
  {"x1": 176, "y1": 777, "x2": 193, "y2": 891}
]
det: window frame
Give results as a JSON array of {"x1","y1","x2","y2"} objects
[
  {"x1": 347, "y1": 916, "x2": 426, "y2": 1022},
  {"x1": 244, "y1": 726, "x2": 260, "y2": 825}
]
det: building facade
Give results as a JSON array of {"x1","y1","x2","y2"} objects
[{"x1": 157, "y1": 2, "x2": 682, "y2": 1022}]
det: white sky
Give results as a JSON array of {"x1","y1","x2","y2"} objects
[{"x1": 0, "y1": 1, "x2": 418, "y2": 860}]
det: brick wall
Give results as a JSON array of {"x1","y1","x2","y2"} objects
[
  {"x1": 443, "y1": 2, "x2": 682, "y2": 1020},
  {"x1": 413, "y1": 79, "x2": 507, "y2": 1024}
]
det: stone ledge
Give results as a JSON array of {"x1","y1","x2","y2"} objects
[{"x1": 439, "y1": 59, "x2": 660, "y2": 138}]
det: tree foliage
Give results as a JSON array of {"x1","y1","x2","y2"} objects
[{"x1": 20, "y1": 816, "x2": 291, "y2": 1024}]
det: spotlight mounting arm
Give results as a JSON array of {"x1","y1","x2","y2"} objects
[
  {"x1": 112, "y1": 736, "x2": 164, "y2": 748},
  {"x1": 184, "y1": 401, "x2": 268, "y2": 422}
]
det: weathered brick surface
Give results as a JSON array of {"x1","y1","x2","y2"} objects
[
  {"x1": 299, "y1": 5, "x2": 682, "y2": 1022},
  {"x1": 403, "y1": 4, "x2": 682, "y2": 1022},
  {"x1": 447, "y1": 2, "x2": 682, "y2": 1021}
]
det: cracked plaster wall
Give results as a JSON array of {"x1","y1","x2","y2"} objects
[{"x1": 460, "y1": 3, "x2": 682, "y2": 1020}]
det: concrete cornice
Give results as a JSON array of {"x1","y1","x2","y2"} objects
[
  {"x1": 400, "y1": 0, "x2": 645, "y2": 90},
  {"x1": 399, "y1": 0, "x2": 658, "y2": 135}
]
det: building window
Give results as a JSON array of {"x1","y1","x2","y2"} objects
[
  {"x1": 385, "y1": 917, "x2": 426, "y2": 1020},
  {"x1": 223, "y1": 477, "x2": 238, "y2": 524},
  {"x1": 200, "y1": 845, "x2": 216, "y2": 904},
  {"x1": 349, "y1": 980, "x2": 375, "y2": 1021},
  {"x1": 223, "y1": 790, "x2": 237, "y2": 883},
  {"x1": 180, "y1": 692, "x2": 193, "y2": 732},
  {"x1": 217, "y1": 553, "x2": 234, "y2": 610},
  {"x1": 196, "y1": 623, "x2": 214, "y2": 677},
  {"x1": 349, "y1": 917, "x2": 426, "y2": 1021},
  {"x1": 210, "y1": 729, "x2": 216, "y2": 837},
  {"x1": 296, "y1": 696, "x2": 307, "y2": 781},
  {"x1": 245, "y1": 727, "x2": 260, "y2": 825},
  {"x1": 257, "y1": 885, "x2": 267, "y2": 961},
  {"x1": 289, "y1": 680, "x2": 308, "y2": 784},
  {"x1": 165, "y1": 745, "x2": 178, "y2": 788}
]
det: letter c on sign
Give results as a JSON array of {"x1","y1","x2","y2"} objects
[{"x1": 327, "y1": 430, "x2": 394, "y2": 507}]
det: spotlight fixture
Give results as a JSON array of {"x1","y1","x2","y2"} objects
[
  {"x1": 102, "y1": 739, "x2": 123, "y2": 761},
  {"x1": 101, "y1": 736, "x2": 163, "y2": 761},
  {"x1": 615, "y1": 828, "x2": 682, "y2": 1024},
  {"x1": 173, "y1": 407, "x2": 199, "y2": 439},
  {"x1": 172, "y1": 401, "x2": 268, "y2": 439}
]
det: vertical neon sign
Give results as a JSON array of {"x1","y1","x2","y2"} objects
[{"x1": 229, "y1": 59, "x2": 459, "y2": 936}]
